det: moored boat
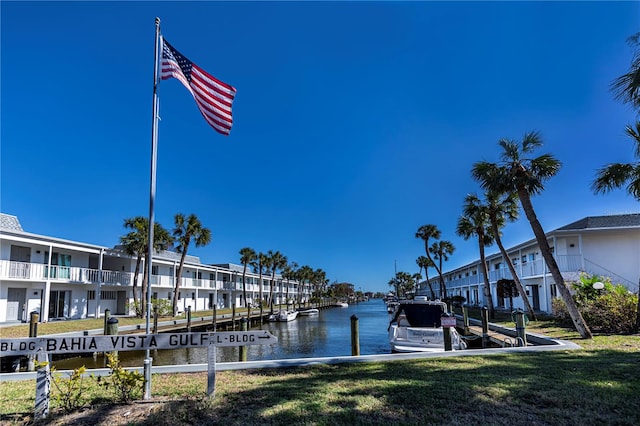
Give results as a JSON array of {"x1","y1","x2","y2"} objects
[
  {"x1": 388, "y1": 299, "x2": 466, "y2": 352},
  {"x1": 270, "y1": 310, "x2": 298, "y2": 322},
  {"x1": 334, "y1": 302, "x2": 348, "y2": 308},
  {"x1": 297, "y1": 308, "x2": 319, "y2": 316}
]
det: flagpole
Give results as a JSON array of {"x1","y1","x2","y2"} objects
[{"x1": 144, "y1": 16, "x2": 161, "y2": 401}]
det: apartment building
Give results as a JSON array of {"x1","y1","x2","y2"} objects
[
  {"x1": 420, "y1": 214, "x2": 640, "y2": 313},
  {"x1": 0, "y1": 213, "x2": 308, "y2": 323}
]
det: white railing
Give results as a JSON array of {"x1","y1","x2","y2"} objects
[{"x1": 0, "y1": 260, "x2": 132, "y2": 285}]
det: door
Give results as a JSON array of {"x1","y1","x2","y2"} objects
[
  {"x1": 49, "y1": 290, "x2": 69, "y2": 319},
  {"x1": 7, "y1": 288, "x2": 26, "y2": 321},
  {"x1": 116, "y1": 291, "x2": 127, "y2": 314},
  {"x1": 530, "y1": 285, "x2": 540, "y2": 310}
]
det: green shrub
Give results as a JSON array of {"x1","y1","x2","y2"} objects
[
  {"x1": 93, "y1": 353, "x2": 144, "y2": 403},
  {"x1": 555, "y1": 273, "x2": 639, "y2": 334},
  {"x1": 51, "y1": 365, "x2": 87, "y2": 413}
]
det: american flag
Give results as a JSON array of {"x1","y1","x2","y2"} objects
[{"x1": 161, "y1": 37, "x2": 236, "y2": 135}]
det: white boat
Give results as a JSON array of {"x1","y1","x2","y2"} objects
[
  {"x1": 270, "y1": 310, "x2": 298, "y2": 322},
  {"x1": 388, "y1": 299, "x2": 466, "y2": 352},
  {"x1": 335, "y1": 302, "x2": 348, "y2": 308},
  {"x1": 297, "y1": 308, "x2": 319, "y2": 316}
]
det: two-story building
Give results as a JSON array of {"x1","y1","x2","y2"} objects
[
  {"x1": 419, "y1": 214, "x2": 640, "y2": 313},
  {"x1": 0, "y1": 213, "x2": 309, "y2": 323}
]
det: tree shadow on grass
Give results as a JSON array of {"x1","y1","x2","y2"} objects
[{"x1": 9, "y1": 349, "x2": 640, "y2": 425}]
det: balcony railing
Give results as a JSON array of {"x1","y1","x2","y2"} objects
[
  {"x1": 0, "y1": 260, "x2": 132, "y2": 285},
  {"x1": 442, "y1": 255, "x2": 590, "y2": 290}
]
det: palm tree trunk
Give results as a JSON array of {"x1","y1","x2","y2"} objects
[
  {"x1": 424, "y1": 270, "x2": 436, "y2": 299},
  {"x1": 517, "y1": 187, "x2": 591, "y2": 338},
  {"x1": 132, "y1": 255, "x2": 142, "y2": 317},
  {"x1": 242, "y1": 266, "x2": 249, "y2": 317},
  {"x1": 478, "y1": 234, "x2": 495, "y2": 319},
  {"x1": 141, "y1": 264, "x2": 148, "y2": 319},
  {"x1": 174, "y1": 251, "x2": 187, "y2": 316},
  {"x1": 490, "y1": 216, "x2": 538, "y2": 321}
]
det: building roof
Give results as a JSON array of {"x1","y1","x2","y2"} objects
[
  {"x1": 556, "y1": 214, "x2": 640, "y2": 231},
  {"x1": 0, "y1": 213, "x2": 23, "y2": 231}
]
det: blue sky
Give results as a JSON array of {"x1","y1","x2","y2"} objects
[{"x1": 2, "y1": 1, "x2": 639, "y2": 294}]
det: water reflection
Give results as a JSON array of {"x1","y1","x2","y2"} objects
[{"x1": 52, "y1": 300, "x2": 391, "y2": 370}]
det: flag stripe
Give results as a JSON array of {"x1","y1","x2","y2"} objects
[{"x1": 160, "y1": 37, "x2": 236, "y2": 135}]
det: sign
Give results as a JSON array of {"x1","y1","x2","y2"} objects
[
  {"x1": 441, "y1": 316, "x2": 457, "y2": 328},
  {"x1": 0, "y1": 331, "x2": 278, "y2": 356}
]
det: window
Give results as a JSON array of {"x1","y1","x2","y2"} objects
[
  {"x1": 101, "y1": 291, "x2": 116, "y2": 300},
  {"x1": 494, "y1": 263, "x2": 501, "y2": 270},
  {"x1": 191, "y1": 292, "x2": 195, "y2": 300},
  {"x1": 88, "y1": 290, "x2": 95, "y2": 300},
  {"x1": 152, "y1": 265, "x2": 158, "y2": 275},
  {"x1": 178, "y1": 292, "x2": 181, "y2": 300},
  {"x1": 550, "y1": 284, "x2": 557, "y2": 298},
  {"x1": 529, "y1": 253, "x2": 536, "y2": 261}
]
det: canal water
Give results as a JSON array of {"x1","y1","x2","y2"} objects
[{"x1": 52, "y1": 299, "x2": 391, "y2": 369}]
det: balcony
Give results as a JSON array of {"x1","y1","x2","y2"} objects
[{"x1": 0, "y1": 260, "x2": 132, "y2": 286}]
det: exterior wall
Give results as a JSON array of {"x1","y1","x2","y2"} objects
[{"x1": 422, "y1": 225, "x2": 640, "y2": 315}]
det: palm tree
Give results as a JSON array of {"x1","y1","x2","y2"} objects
[
  {"x1": 281, "y1": 261, "x2": 298, "y2": 305},
  {"x1": 415, "y1": 225, "x2": 448, "y2": 297},
  {"x1": 239, "y1": 247, "x2": 257, "y2": 316},
  {"x1": 296, "y1": 265, "x2": 314, "y2": 306},
  {"x1": 312, "y1": 268, "x2": 328, "y2": 301},
  {"x1": 472, "y1": 131, "x2": 592, "y2": 338},
  {"x1": 485, "y1": 190, "x2": 537, "y2": 321},
  {"x1": 416, "y1": 255, "x2": 436, "y2": 299},
  {"x1": 429, "y1": 240, "x2": 455, "y2": 298},
  {"x1": 456, "y1": 194, "x2": 495, "y2": 319},
  {"x1": 610, "y1": 33, "x2": 640, "y2": 109},
  {"x1": 120, "y1": 216, "x2": 173, "y2": 317},
  {"x1": 267, "y1": 250, "x2": 287, "y2": 313},
  {"x1": 172, "y1": 214, "x2": 212, "y2": 316},
  {"x1": 251, "y1": 252, "x2": 269, "y2": 319},
  {"x1": 592, "y1": 123, "x2": 640, "y2": 200}
]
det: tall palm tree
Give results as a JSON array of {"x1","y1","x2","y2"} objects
[
  {"x1": 429, "y1": 241, "x2": 455, "y2": 298},
  {"x1": 485, "y1": 190, "x2": 537, "y2": 320},
  {"x1": 120, "y1": 216, "x2": 173, "y2": 317},
  {"x1": 251, "y1": 252, "x2": 269, "y2": 319},
  {"x1": 281, "y1": 261, "x2": 298, "y2": 304},
  {"x1": 312, "y1": 268, "x2": 327, "y2": 301},
  {"x1": 296, "y1": 265, "x2": 314, "y2": 306},
  {"x1": 472, "y1": 131, "x2": 592, "y2": 338},
  {"x1": 267, "y1": 250, "x2": 287, "y2": 313},
  {"x1": 610, "y1": 32, "x2": 640, "y2": 110},
  {"x1": 172, "y1": 214, "x2": 212, "y2": 316},
  {"x1": 456, "y1": 194, "x2": 495, "y2": 319},
  {"x1": 416, "y1": 255, "x2": 436, "y2": 299},
  {"x1": 415, "y1": 225, "x2": 447, "y2": 297},
  {"x1": 239, "y1": 247, "x2": 257, "y2": 316},
  {"x1": 592, "y1": 123, "x2": 640, "y2": 200}
]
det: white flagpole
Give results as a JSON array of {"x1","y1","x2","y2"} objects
[{"x1": 144, "y1": 16, "x2": 161, "y2": 400}]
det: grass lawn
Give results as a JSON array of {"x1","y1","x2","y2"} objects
[{"x1": 1, "y1": 312, "x2": 639, "y2": 425}]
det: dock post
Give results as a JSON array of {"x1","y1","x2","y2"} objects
[
  {"x1": 442, "y1": 314, "x2": 453, "y2": 351},
  {"x1": 350, "y1": 315, "x2": 360, "y2": 356},
  {"x1": 187, "y1": 306, "x2": 192, "y2": 333},
  {"x1": 514, "y1": 309, "x2": 527, "y2": 346},
  {"x1": 153, "y1": 304, "x2": 159, "y2": 334},
  {"x1": 232, "y1": 303, "x2": 236, "y2": 330},
  {"x1": 105, "y1": 317, "x2": 119, "y2": 363},
  {"x1": 28, "y1": 312, "x2": 39, "y2": 371},
  {"x1": 239, "y1": 317, "x2": 248, "y2": 362},
  {"x1": 212, "y1": 305, "x2": 217, "y2": 332},
  {"x1": 462, "y1": 304, "x2": 470, "y2": 335},
  {"x1": 103, "y1": 309, "x2": 111, "y2": 335},
  {"x1": 481, "y1": 307, "x2": 489, "y2": 348}
]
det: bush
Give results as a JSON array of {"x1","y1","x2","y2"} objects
[
  {"x1": 555, "y1": 273, "x2": 638, "y2": 334},
  {"x1": 51, "y1": 365, "x2": 87, "y2": 413},
  {"x1": 93, "y1": 353, "x2": 144, "y2": 403}
]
